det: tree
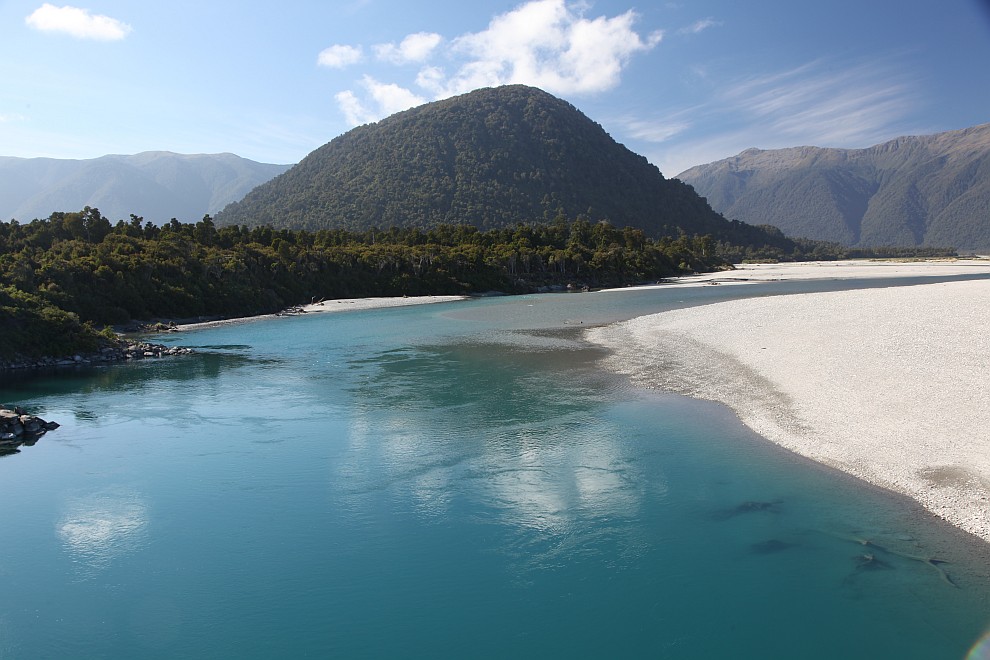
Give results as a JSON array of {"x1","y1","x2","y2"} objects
[{"x1": 194, "y1": 216, "x2": 218, "y2": 246}]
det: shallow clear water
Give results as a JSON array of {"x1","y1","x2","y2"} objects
[{"x1": 2, "y1": 279, "x2": 989, "y2": 659}]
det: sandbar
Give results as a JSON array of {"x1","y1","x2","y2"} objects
[
  {"x1": 600, "y1": 257, "x2": 990, "y2": 290},
  {"x1": 586, "y1": 260, "x2": 990, "y2": 542},
  {"x1": 299, "y1": 295, "x2": 467, "y2": 314},
  {"x1": 175, "y1": 295, "x2": 468, "y2": 331}
]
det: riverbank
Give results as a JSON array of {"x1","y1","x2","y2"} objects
[
  {"x1": 300, "y1": 295, "x2": 469, "y2": 314},
  {"x1": 586, "y1": 260, "x2": 990, "y2": 542},
  {"x1": 172, "y1": 295, "x2": 469, "y2": 331},
  {"x1": 601, "y1": 257, "x2": 990, "y2": 289},
  {"x1": 0, "y1": 340, "x2": 194, "y2": 372}
]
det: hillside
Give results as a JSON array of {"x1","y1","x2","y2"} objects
[
  {"x1": 216, "y1": 85, "x2": 787, "y2": 250},
  {"x1": 676, "y1": 124, "x2": 990, "y2": 250},
  {"x1": 0, "y1": 152, "x2": 290, "y2": 224}
]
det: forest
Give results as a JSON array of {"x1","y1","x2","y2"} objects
[{"x1": 1, "y1": 207, "x2": 726, "y2": 361}]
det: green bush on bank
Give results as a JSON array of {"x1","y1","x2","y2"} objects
[
  {"x1": 1, "y1": 209, "x2": 727, "y2": 359},
  {"x1": 0, "y1": 284, "x2": 115, "y2": 360}
]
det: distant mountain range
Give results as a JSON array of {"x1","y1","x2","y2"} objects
[
  {"x1": 676, "y1": 124, "x2": 990, "y2": 251},
  {"x1": 216, "y1": 85, "x2": 789, "y2": 250},
  {"x1": 0, "y1": 152, "x2": 290, "y2": 224}
]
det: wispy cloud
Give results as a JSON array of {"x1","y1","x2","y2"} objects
[
  {"x1": 619, "y1": 115, "x2": 691, "y2": 143},
  {"x1": 628, "y1": 57, "x2": 923, "y2": 176},
  {"x1": 317, "y1": 44, "x2": 363, "y2": 69},
  {"x1": 678, "y1": 18, "x2": 720, "y2": 35},
  {"x1": 25, "y1": 3, "x2": 131, "y2": 41},
  {"x1": 719, "y1": 59, "x2": 919, "y2": 145},
  {"x1": 0, "y1": 113, "x2": 27, "y2": 123},
  {"x1": 323, "y1": 0, "x2": 662, "y2": 126}
]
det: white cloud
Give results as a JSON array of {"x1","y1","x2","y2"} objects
[
  {"x1": 329, "y1": 0, "x2": 662, "y2": 124},
  {"x1": 678, "y1": 18, "x2": 720, "y2": 35},
  {"x1": 437, "y1": 0, "x2": 662, "y2": 97},
  {"x1": 366, "y1": 77, "x2": 426, "y2": 115},
  {"x1": 0, "y1": 113, "x2": 27, "y2": 123},
  {"x1": 334, "y1": 90, "x2": 371, "y2": 126},
  {"x1": 317, "y1": 44, "x2": 363, "y2": 68},
  {"x1": 374, "y1": 32, "x2": 442, "y2": 65},
  {"x1": 25, "y1": 3, "x2": 131, "y2": 41},
  {"x1": 415, "y1": 66, "x2": 446, "y2": 92},
  {"x1": 335, "y1": 76, "x2": 426, "y2": 126}
]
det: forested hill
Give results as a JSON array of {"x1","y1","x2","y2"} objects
[
  {"x1": 216, "y1": 85, "x2": 785, "y2": 250},
  {"x1": 677, "y1": 123, "x2": 990, "y2": 251}
]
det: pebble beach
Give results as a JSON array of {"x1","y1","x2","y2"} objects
[{"x1": 587, "y1": 260, "x2": 990, "y2": 542}]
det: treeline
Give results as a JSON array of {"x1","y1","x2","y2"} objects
[
  {"x1": 0, "y1": 208, "x2": 727, "y2": 359},
  {"x1": 715, "y1": 225, "x2": 957, "y2": 262}
]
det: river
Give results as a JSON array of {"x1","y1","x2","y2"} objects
[{"x1": 1, "y1": 277, "x2": 988, "y2": 658}]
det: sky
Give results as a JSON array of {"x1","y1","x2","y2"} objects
[{"x1": 1, "y1": 0, "x2": 989, "y2": 176}]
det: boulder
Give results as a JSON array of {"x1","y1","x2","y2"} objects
[{"x1": 0, "y1": 405, "x2": 60, "y2": 455}]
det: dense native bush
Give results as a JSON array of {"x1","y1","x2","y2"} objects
[{"x1": 1, "y1": 209, "x2": 734, "y2": 358}]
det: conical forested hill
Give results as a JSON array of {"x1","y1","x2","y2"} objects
[{"x1": 216, "y1": 85, "x2": 783, "y2": 248}]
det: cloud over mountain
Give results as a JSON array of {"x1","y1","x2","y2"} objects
[{"x1": 320, "y1": 0, "x2": 661, "y2": 126}]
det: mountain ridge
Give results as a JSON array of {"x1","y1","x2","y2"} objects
[
  {"x1": 0, "y1": 151, "x2": 291, "y2": 224},
  {"x1": 676, "y1": 124, "x2": 990, "y2": 250}
]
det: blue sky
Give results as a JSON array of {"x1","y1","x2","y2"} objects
[{"x1": 2, "y1": 0, "x2": 989, "y2": 176}]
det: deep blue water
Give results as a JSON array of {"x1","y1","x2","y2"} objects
[{"x1": 2, "y1": 278, "x2": 989, "y2": 659}]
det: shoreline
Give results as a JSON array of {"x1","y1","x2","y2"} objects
[
  {"x1": 586, "y1": 260, "x2": 990, "y2": 543},
  {"x1": 118, "y1": 258, "x2": 990, "y2": 333},
  {"x1": 172, "y1": 295, "x2": 469, "y2": 331},
  {"x1": 600, "y1": 257, "x2": 990, "y2": 290}
]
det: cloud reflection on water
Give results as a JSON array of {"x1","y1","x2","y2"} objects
[
  {"x1": 56, "y1": 487, "x2": 149, "y2": 577},
  {"x1": 342, "y1": 387, "x2": 662, "y2": 536},
  {"x1": 332, "y1": 339, "x2": 672, "y2": 577}
]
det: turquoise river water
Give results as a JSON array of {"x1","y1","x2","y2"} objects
[{"x1": 2, "y1": 276, "x2": 989, "y2": 659}]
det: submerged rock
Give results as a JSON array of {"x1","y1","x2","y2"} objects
[
  {"x1": 750, "y1": 539, "x2": 797, "y2": 554},
  {"x1": 711, "y1": 499, "x2": 782, "y2": 520}
]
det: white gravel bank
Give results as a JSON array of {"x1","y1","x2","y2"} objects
[
  {"x1": 176, "y1": 295, "x2": 468, "y2": 330},
  {"x1": 300, "y1": 295, "x2": 467, "y2": 314},
  {"x1": 586, "y1": 277, "x2": 990, "y2": 542}
]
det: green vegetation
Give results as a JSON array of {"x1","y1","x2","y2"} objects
[
  {"x1": 715, "y1": 226, "x2": 957, "y2": 263},
  {"x1": 216, "y1": 85, "x2": 793, "y2": 252},
  {"x1": 1, "y1": 207, "x2": 732, "y2": 360},
  {"x1": 0, "y1": 284, "x2": 117, "y2": 361}
]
